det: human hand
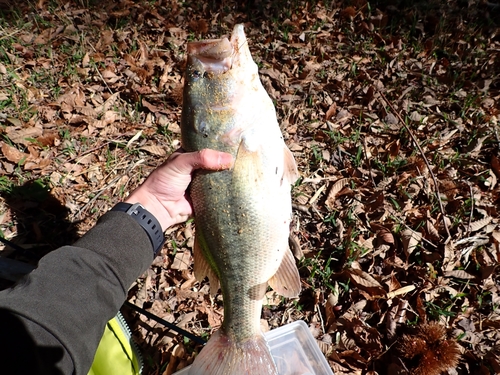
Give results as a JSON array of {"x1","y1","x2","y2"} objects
[{"x1": 124, "y1": 149, "x2": 233, "y2": 230}]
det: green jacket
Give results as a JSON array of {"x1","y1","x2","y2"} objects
[{"x1": 0, "y1": 211, "x2": 154, "y2": 374}]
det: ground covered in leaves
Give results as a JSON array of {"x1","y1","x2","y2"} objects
[{"x1": 0, "y1": 0, "x2": 499, "y2": 374}]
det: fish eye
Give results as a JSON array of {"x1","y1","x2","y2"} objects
[{"x1": 192, "y1": 70, "x2": 202, "y2": 79}]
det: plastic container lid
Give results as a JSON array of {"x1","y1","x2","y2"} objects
[{"x1": 173, "y1": 320, "x2": 334, "y2": 375}]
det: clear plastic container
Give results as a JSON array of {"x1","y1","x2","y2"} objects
[{"x1": 174, "y1": 320, "x2": 334, "y2": 375}]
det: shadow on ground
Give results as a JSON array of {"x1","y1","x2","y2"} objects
[{"x1": 0, "y1": 179, "x2": 78, "y2": 289}]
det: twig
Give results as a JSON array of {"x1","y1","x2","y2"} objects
[
  {"x1": 124, "y1": 301, "x2": 206, "y2": 345},
  {"x1": 311, "y1": 204, "x2": 324, "y2": 221},
  {"x1": 92, "y1": 64, "x2": 114, "y2": 95},
  {"x1": 378, "y1": 91, "x2": 451, "y2": 241},
  {"x1": 71, "y1": 160, "x2": 144, "y2": 220},
  {"x1": 65, "y1": 141, "x2": 112, "y2": 163},
  {"x1": 466, "y1": 182, "x2": 474, "y2": 237},
  {"x1": 362, "y1": 134, "x2": 377, "y2": 187},
  {"x1": 71, "y1": 177, "x2": 120, "y2": 220},
  {"x1": 86, "y1": 42, "x2": 114, "y2": 95},
  {"x1": 389, "y1": 214, "x2": 438, "y2": 249},
  {"x1": 0, "y1": 26, "x2": 22, "y2": 42},
  {"x1": 316, "y1": 303, "x2": 326, "y2": 335},
  {"x1": 494, "y1": 124, "x2": 500, "y2": 152}
]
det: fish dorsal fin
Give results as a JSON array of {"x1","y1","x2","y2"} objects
[
  {"x1": 193, "y1": 232, "x2": 220, "y2": 297},
  {"x1": 268, "y1": 247, "x2": 301, "y2": 298},
  {"x1": 283, "y1": 146, "x2": 299, "y2": 186}
]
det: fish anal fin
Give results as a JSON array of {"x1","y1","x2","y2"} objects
[
  {"x1": 188, "y1": 330, "x2": 278, "y2": 375},
  {"x1": 283, "y1": 145, "x2": 299, "y2": 185},
  {"x1": 193, "y1": 233, "x2": 220, "y2": 296},
  {"x1": 268, "y1": 247, "x2": 301, "y2": 298}
]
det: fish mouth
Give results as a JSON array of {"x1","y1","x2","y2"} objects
[{"x1": 186, "y1": 24, "x2": 250, "y2": 74}]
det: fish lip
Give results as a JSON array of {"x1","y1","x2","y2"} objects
[
  {"x1": 187, "y1": 38, "x2": 233, "y2": 74},
  {"x1": 186, "y1": 24, "x2": 251, "y2": 74}
]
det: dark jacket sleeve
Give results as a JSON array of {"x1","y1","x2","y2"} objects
[{"x1": 0, "y1": 211, "x2": 154, "y2": 375}]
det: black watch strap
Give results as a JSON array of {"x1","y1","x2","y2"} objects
[{"x1": 111, "y1": 202, "x2": 166, "y2": 257}]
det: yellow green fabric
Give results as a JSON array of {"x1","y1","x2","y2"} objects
[{"x1": 88, "y1": 316, "x2": 141, "y2": 375}]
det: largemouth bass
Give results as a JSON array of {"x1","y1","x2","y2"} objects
[{"x1": 181, "y1": 24, "x2": 301, "y2": 375}]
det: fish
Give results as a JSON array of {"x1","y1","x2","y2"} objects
[{"x1": 180, "y1": 24, "x2": 301, "y2": 375}]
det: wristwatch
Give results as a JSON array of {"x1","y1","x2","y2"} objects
[{"x1": 111, "y1": 202, "x2": 166, "y2": 257}]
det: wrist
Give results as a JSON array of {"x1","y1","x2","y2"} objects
[
  {"x1": 111, "y1": 202, "x2": 166, "y2": 257},
  {"x1": 124, "y1": 190, "x2": 173, "y2": 231}
]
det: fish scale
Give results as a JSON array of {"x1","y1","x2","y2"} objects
[{"x1": 181, "y1": 24, "x2": 301, "y2": 375}]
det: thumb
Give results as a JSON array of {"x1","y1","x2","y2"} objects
[{"x1": 171, "y1": 149, "x2": 234, "y2": 175}]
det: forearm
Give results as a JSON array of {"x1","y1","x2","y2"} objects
[{"x1": 0, "y1": 211, "x2": 153, "y2": 374}]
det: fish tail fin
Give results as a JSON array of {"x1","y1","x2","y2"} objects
[{"x1": 188, "y1": 330, "x2": 278, "y2": 375}]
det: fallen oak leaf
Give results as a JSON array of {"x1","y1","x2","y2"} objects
[
  {"x1": 5, "y1": 125, "x2": 43, "y2": 146},
  {"x1": 325, "y1": 177, "x2": 350, "y2": 209},
  {"x1": 171, "y1": 251, "x2": 191, "y2": 270},
  {"x1": 443, "y1": 270, "x2": 475, "y2": 280},
  {"x1": 140, "y1": 145, "x2": 167, "y2": 156},
  {"x1": 371, "y1": 222, "x2": 395, "y2": 244},
  {"x1": 346, "y1": 268, "x2": 386, "y2": 296},
  {"x1": 401, "y1": 228, "x2": 422, "y2": 256},
  {"x1": 442, "y1": 240, "x2": 458, "y2": 272},
  {"x1": 325, "y1": 102, "x2": 337, "y2": 120},
  {"x1": 491, "y1": 155, "x2": 500, "y2": 178},
  {"x1": 1, "y1": 142, "x2": 29, "y2": 164},
  {"x1": 469, "y1": 216, "x2": 492, "y2": 233}
]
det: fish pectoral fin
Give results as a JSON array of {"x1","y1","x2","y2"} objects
[
  {"x1": 282, "y1": 145, "x2": 299, "y2": 185},
  {"x1": 268, "y1": 247, "x2": 301, "y2": 298},
  {"x1": 193, "y1": 233, "x2": 220, "y2": 297},
  {"x1": 233, "y1": 139, "x2": 264, "y2": 183}
]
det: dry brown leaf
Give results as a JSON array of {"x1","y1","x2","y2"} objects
[
  {"x1": 33, "y1": 27, "x2": 56, "y2": 45},
  {"x1": 24, "y1": 158, "x2": 51, "y2": 171},
  {"x1": 426, "y1": 218, "x2": 440, "y2": 239},
  {"x1": 386, "y1": 303, "x2": 398, "y2": 340},
  {"x1": 325, "y1": 102, "x2": 337, "y2": 121},
  {"x1": 101, "y1": 92, "x2": 120, "y2": 112},
  {"x1": 101, "y1": 69, "x2": 120, "y2": 83},
  {"x1": 1, "y1": 142, "x2": 29, "y2": 164},
  {"x1": 93, "y1": 111, "x2": 118, "y2": 128},
  {"x1": 371, "y1": 223, "x2": 395, "y2": 244},
  {"x1": 206, "y1": 307, "x2": 223, "y2": 329},
  {"x1": 443, "y1": 241, "x2": 458, "y2": 272},
  {"x1": 485, "y1": 169, "x2": 497, "y2": 189},
  {"x1": 316, "y1": 340, "x2": 333, "y2": 357},
  {"x1": 5, "y1": 125, "x2": 43, "y2": 146},
  {"x1": 340, "y1": 6, "x2": 357, "y2": 19},
  {"x1": 443, "y1": 270, "x2": 476, "y2": 279},
  {"x1": 492, "y1": 230, "x2": 500, "y2": 243},
  {"x1": 401, "y1": 228, "x2": 422, "y2": 256},
  {"x1": 325, "y1": 178, "x2": 349, "y2": 209},
  {"x1": 491, "y1": 155, "x2": 500, "y2": 178},
  {"x1": 347, "y1": 268, "x2": 385, "y2": 292},
  {"x1": 171, "y1": 252, "x2": 191, "y2": 270},
  {"x1": 469, "y1": 216, "x2": 492, "y2": 232}
]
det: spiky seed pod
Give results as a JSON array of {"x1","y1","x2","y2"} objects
[{"x1": 398, "y1": 322, "x2": 461, "y2": 375}]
